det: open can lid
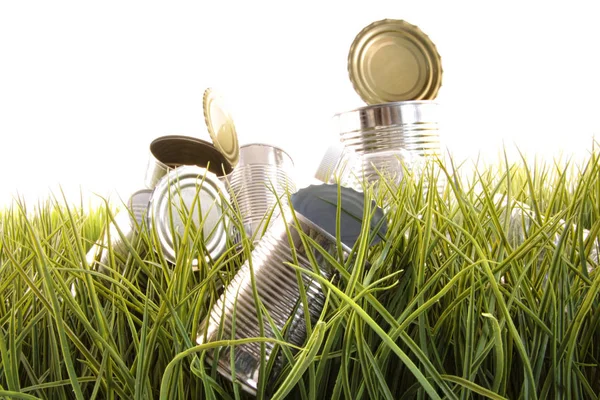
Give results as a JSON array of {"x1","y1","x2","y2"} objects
[
  {"x1": 348, "y1": 19, "x2": 442, "y2": 104},
  {"x1": 203, "y1": 88, "x2": 240, "y2": 167}
]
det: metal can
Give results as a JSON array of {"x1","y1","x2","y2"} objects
[
  {"x1": 86, "y1": 189, "x2": 152, "y2": 274},
  {"x1": 226, "y1": 143, "x2": 296, "y2": 242},
  {"x1": 315, "y1": 143, "x2": 419, "y2": 191},
  {"x1": 144, "y1": 135, "x2": 233, "y2": 189},
  {"x1": 196, "y1": 184, "x2": 387, "y2": 395},
  {"x1": 337, "y1": 100, "x2": 441, "y2": 160},
  {"x1": 147, "y1": 165, "x2": 233, "y2": 269}
]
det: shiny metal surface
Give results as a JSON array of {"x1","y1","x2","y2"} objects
[
  {"x1": 203, "y1": 88, "x2": 240, "y2": 166},
  {"x1": 334, "y1": 101, "x2": 441, "y2": 194},
  {"x1": 86, "y1": 189, "x2": 152, "y2": 275},
  {"x1": 227, "y1": 143, "x2": 296, "y2": 241},
  {"x1": 148, "y1": 165, "x2": 232, "y2": 269},
  {"x1": 144, "y1": 135, "x2": 233, "y2": 189},
  {"x1": 336, "y1": 101, "x2": 438, "y2": 133},
  {"x1": 348, "y1": 19, "x2": 443, "y2": 104},
  {"x1": 197, "y1": 212, "x2": 342, "y2": 395},
  {"x1": 197, "y1": 185, "x2": 387, "y2": 395}
]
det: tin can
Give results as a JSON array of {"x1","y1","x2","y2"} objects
[
  {"x1": 226, "y1": 143, "x2": 296, "y2": 242},
  {"x1": 86, "y1": 189, "x2": 152, "y2": 274},
  {"x1": 196, "y1": 184, "x2": 387, "y2": 395},
  {"x1": 337, "y1": 100, "x2": 441, "y2": 160},
  {"x1": 144, "y1": 135, "x2": 233, "y2": 189},
  {"x1": 315, "y1": 143, "x2": 418, "y2": 191},
  {"x1": 147, "y1": 165, "x2": 233, "y2": 269}
]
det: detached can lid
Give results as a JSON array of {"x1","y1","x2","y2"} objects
[
  {"x1": 203, "y1": 88, "x2": 240, "y2": 167},
  {"x1": 348, "y1": 19, "x2": 442, "y2": 104},
  {"x1": 148, "y1": 165, "x2": 231, "y2": 268}
]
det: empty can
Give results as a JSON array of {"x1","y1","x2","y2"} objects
[
  {"x1": 144, "y1": 135, "x2": 233, "y2": 189},
  {"x1": 86, "y1": 189, "x2": 152, "y2": 274},
  {"x1": 337, "y1": 100, "x2": 441, "y2": 160},
  {"x1": 196, "y1": 184, "x2": 387, "y2": 395},
  {"x1": 315, "y1": 143, "x2": 419, "y2": 191},
  {"x1": 147, "y1": 165, "x2": 233, "y2": 269},
  {"x1": 226, "y1": 143, "x2": 296, "y2": 242}
]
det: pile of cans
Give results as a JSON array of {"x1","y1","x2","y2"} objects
[{"x1": 86, "y1": 18, "x2": 447, "y2": 395}]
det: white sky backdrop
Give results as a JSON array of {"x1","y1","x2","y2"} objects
[{"x1": 1, "y1": 0, "x2": 599, "y2": 208}]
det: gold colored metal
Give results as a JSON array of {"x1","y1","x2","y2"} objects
[
  {"x1": 348, "y1": 19, "x2": 442, "y2": 104},
  {"x1": 203, "y1": 88, "x2": 240, "y2": 166}
]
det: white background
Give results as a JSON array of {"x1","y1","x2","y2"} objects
[{"x1": 1, "y1": 0, "x2": 599, "y2": 208}]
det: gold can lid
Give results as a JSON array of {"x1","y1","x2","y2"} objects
[
  {"x1": 348, "y1": 19, "x2": 442, "y2": 104},
  {"x1": 203, "y1": 88, "x2": 240, "y2": 167}
]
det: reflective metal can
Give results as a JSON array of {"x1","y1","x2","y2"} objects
[
  {"x1": 226, "y1": 143, "x2": 296, "y2": 242},
  {"x1": 337, "y1": 100, "x2": 441, "y2": 159},
  {"x1": 86, "y1": 189, "x2": 152, "y2": 274},
  {"x1": 147, "y1": 165, "x2": 233, "y2": 269},
  {"x1": 196, "y1": 184, "x2": 387, "y2": 395}
]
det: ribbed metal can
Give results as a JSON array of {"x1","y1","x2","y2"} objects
[
  {"x1": 318, "y1": 101, "x2": 442, "y2": 196},
  {"x1": 196, "y1": 184, "x2": 387, "y2": 395},
  {"x1": 147, "y1": 165, "x2": 234, "y2": 270},
  {"x1": 86, "y1": 189, "x2": 152, "y2": 274},
  {"x1": 315, "y1": 143, "x2": 418, "y2": 191},
  {"x1": 336, "y1": 100, "x2": 441, "y2": 159},
  {"x1": 226, "y1": 143, "x2": 296, "y2": 242},
  {"x1": 144, "y1": 135, "x2": 233, "y2": 189}
]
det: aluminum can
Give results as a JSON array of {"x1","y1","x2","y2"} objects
[
  {"x1": 197, "y1": 184, "x2": 386, "y2": 395},
  {"x1": 86, "y1": 189, "x2": 152, "y2": 274},
  {"x1": 337, "y1": 100, "x2": 440, "y2": 160},
  {"x1": 226, "y1": 143, "x2": 296, "y2": 242},
  {"x1": 147, "y1": 165, "x2": 233, "y2": 269}
]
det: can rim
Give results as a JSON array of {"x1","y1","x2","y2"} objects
[
  {"x1": 348, "y1": 18, "x2": 443, "y2": 104},
  {"x1": 334, "y1": 100, "x2": 438, "y2": 118},
  {"x1": 149, "y1": 135, "x2": 234, "y2": 176}
]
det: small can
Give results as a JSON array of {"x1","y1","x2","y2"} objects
[
  {"x1": 226, "y1": 143, "x2": 296, "y2": 242},
  {"x1": 147, "y1": 165, "x2": 233, "y2": 269},
  {"x1": 86, "y1": 188, "x2": 153, "y2": 274},
  {"x1": 144, "y1": 135, "x2": 233, "y2": 189},
  {"x1": 196, "y1": 184, "x2": 387, "y2": 395}
]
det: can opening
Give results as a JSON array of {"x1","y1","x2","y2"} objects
[{"x1": 149, "y1": 135, "x2": 233, "y2": 177}]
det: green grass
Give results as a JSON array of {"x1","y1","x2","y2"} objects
[{"x1": 1, "y1": 150, "x2": 600, "y2": 399}]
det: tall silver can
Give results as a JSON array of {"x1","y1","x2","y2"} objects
[
  {"x1": 196, "y1": 184, "x2": 387, "y2": 395},
  {"x1": 226, "y1": 143, "x2": 296, "y2": 242}
]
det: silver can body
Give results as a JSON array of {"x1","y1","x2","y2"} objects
[
  {"x1": 226, "y1": 143, "x2": 296, "y2": 242},
  {"x1": 86, "y1": 189, "x2": 152, "y2": 274},
  {"x1": 196, "y1": 211, "x2": 343, "y2": 395},
  {"x1": 324, "y1": 101, "x2": 442, "y2": 194},
  {"x1": 147, "y1": 165, "x2": 233, "y2": 270},
  {"x1": 197, "y1": 184, "x2": 387, "y2": 395},
  {"x1": 336, "y1": 100, "x2": 440, "y2": 159}
]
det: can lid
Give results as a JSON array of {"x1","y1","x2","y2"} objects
[
  {"x1": 203, "y1": 88, "x2": 240, "y2": 167},
  {"x1": 148, "y1": 165, "x2": 231, "y2": 267},
  {"x1": 348, "y1": 19, "x2": 442, "y2": 104}
]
